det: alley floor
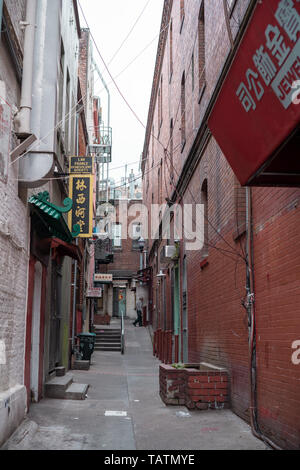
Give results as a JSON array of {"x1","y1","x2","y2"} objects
[{"x1": 2, "y1": 320, "x2": 268, "y2": 451}]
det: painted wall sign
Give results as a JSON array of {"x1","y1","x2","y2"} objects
[
  {"x1": 68, "y1": 175, "x2": 93, "y2": 238},
  {"x1": 0, "y1": 95, "x2": 11, "y2": 182},
  {"x1": 208, "y1": 0, "x2": 300, "y2": 186},
  {"x1": 94, "y1": 273, "x2": 113, "y2": 283},
  {"x1": 70, "y1": 156, "x2": 93, "y2": 175}
]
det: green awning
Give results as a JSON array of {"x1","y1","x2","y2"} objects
[{"x1": 29, "y1": 191, "x2": 80, "y2": 243}]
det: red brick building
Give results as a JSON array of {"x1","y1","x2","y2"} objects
[
  {"x1": 93, "y1": 178, "x2": 147, "y2": 323},
  {"x1": 142, "y1": 0, "x2": 300, "y2": 449}
]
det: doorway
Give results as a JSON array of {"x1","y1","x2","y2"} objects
[
  {"x1": 30, "y1": 262, "x2": 42, "y2": 403},
  {"x1": 113, "y1": 287, "x2": 127, "y2": 318},
  {"x1": 49, "y1": 260, "x2": 62, "y2": 373}
]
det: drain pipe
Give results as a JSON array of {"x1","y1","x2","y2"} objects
[
  {"x1": 246, "y1": 187, "x2": 281, "y2": 450},
  {"x1": 15, "y1": 0, "x2": 37, "y2": 138}
]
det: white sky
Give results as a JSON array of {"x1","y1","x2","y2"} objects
[{"x1": 79, "y1": 0, "x2": 164, "y2": 186}]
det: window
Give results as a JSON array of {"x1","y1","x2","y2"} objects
[
  {"x1": 169, "y1": 20, "x2": 173, "y2": 79},
  {"x1": 169, "y1": 119, "x2": 174, "y2": 183},
  {"x1": 132, "y1": 223, "x2": 142, "y2": 250},
  {"x1": 65, "y1": 70, "x2": 70, "y2": 151},
  {"x1": 180, "y1": 0, "x2": 185, "y2": 32},
  {"x1": 112, "y1": 223, "x2": 122, "y2": 248},
  {"x1": 152, "y1": 124, "x2": 155, "y2": 164},
  {"x1": 201, "y1": 180, "x2": 208, "y2": 256},
  {"x1": 198, "y1": 4, "x2": 206, "y2": 100},
  {"x1": 58, "y1": 41, "x2": 65, "y2": 125},
  {"x1": 191, "y1": 51, "x2": 195, "y2": 92},
  {"x1": 181, "y1": 72, "x2": 186, "y2": 150},
  {"x1": 233, "y1": 177, "x2": 246, "y2": 240},
  {"x1": 158, "y1": 88, "x2": 161, "y2": 131}
]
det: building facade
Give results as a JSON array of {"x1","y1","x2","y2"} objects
[
  {"x1": 142, "y1": 0, "x2": 300, "y2": 450},
  {"x1": 0, "y1": 0, "x2": 29, "y2": 448},
  {"x1": 0, "y1": 0, "x2": 95, "y2": 446}
]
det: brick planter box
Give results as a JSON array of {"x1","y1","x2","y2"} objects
[
  {"x1": 93, "y1": 314, "x2": 111, "y2": 326},
  {"x1": 160, "y1": 363, "x2": 229, "y2": 410}
]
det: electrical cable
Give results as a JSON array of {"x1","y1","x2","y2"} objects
[{"x1": 103, "y1": 0, "x2": 152, "y2": 70}]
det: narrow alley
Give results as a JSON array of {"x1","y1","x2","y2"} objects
[
  {"x1": 2, "y1": 320, "x2": 267, "y2": 451},
  {"x1": 1, "y1": 0, "x2": 300, "y2": 453}
]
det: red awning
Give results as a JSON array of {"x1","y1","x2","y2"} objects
[
  {"x1": 50, "y1": 238, "x2": 82, "y2": 263},
  {"x1": 208, "y1": 0, "x2": 300, "y2": 186}
]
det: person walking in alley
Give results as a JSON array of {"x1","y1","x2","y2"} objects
[{"x1": 133, "y1": 298, "x2": 143, "y2": 327}]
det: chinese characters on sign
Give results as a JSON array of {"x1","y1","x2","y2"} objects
[
  {"x1": 68, "y1": 176, "x2": 93, "y2": 238},
  {"x1": 94, "y1": 273, "x2": 113, "y2": 284},
  {"x1": 0, "y1": 96, "x2": 12, "y2": 181},
  {"x1": 86, "y1": 287, "x2": 103, "y2": 298},
  {"x1": 237, "y1": 0, "x2": 300, "y2": 112}
]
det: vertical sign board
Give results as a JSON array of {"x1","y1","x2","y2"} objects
[
  {"x1": 0, "y1": 96, "x2": 12, "y2": 182},
  {"x1": 208, "y1": 0, "x2": 300, "y2": 186},
  {"x1": 68, "y1": 156, "x2": 94, "y2": 238},
  {"x1": 68, "y1": 175, "x2": 93, "y2": 238}
]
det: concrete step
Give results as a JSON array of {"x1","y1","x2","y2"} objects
[
  {"x1": 95, "y1": 332, "x2": 121, "y2": 338},
  {"x1": 55, "y1": 366, "x2": 66, "y2": 377},
  {"x1": 65, "y1": 383, "x2": 89, "y2": 400},
  {"x1": 95, "y1": 338, "x2": 121, "y2": 344},
  {"x1": 45, "y1": 372, "x2": 73, "y2": 399},
  {"x1": 94, "y1": 345, "x2": 121, "y2": 351}
]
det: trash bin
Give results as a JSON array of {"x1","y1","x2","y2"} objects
[{"x1": 77, "y1": 333, "x2": 96, "y2": 361}]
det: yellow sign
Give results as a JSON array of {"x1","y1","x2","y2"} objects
[{"x1": 68, "y1": 175, "x2": 93, "y2": 238}]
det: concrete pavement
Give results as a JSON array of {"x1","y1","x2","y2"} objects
[{"x1": 2, "y1": 319, "x2": 268, "y2": 451}]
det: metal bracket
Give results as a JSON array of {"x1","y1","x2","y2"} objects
[{"x1": 10, "y1": 133, "x2": 37, "y2": 160}]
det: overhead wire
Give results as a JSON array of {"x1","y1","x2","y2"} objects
[
  {"x1": 103, "y1": 0, "x2": 152, "y2": 70},
  {"x1": 10, "y1": 2, "x2": 173, "y2": 171}
]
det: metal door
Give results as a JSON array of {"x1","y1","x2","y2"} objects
[
  {"x1": 118, "y1": 289, "x2": 126, "y2": 318},
  {"x1": 113, "y1": 287, "x2": 127, "y2": 318},
  {"x1": 49, "y1": 261, "x2": 62, "y2": 373}
]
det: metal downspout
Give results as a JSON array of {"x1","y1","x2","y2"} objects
[
  {"x1": 15, "y1": 0, "x2": 37, "y2": 137},
  {"x1": 72, "y1": 112, "x2": 79, "y2": 350},
  {"x1": 0, "y1": 0, "x2": 3, "y2": 39}
]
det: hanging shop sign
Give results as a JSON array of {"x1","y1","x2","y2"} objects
[
  {"x1": 68, "y1": 175, "x2": 93, "y2": 238},
  {"x1": 94, "y1": 273, "x2": 113, "y2": 284},
  {"x1": 70, "y1": 156, "x2": 94, "y2": 175},
  {"x1": 0, "y1": 95, "x2": 11, "y2": 182},
  {"x1": 86, "y1": 287, "x2": 103, "y2": 298},
  {"x1": 208, "y1": 0, "x2": 300, "y2": 187}
]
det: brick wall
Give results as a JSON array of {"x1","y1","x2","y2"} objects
[
  {"x1": 0, "y1": 0, "x2": 29, "y2": 447},
  {"x1": 0, "y1": 0, "x2": 28, "y2": 394},
  {"x1": 142, "y1": 0, "x2": 300, "y2": 449}
]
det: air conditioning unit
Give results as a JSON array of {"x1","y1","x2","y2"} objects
[
  {"x1": 160, "y1": 245, "x2": 179, "y2": 263},
  {"x1": 132, "y1": 224, "x2": 141, "y2": 239}
]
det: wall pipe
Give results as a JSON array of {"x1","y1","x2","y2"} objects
[
  {"x1": 0, "y1": 0, "x2": 3, "y2": 39},
  {"x1": 246, "y1": 187, "x2": 281, "y2": 450},
  {"x1": 15, "y1": 0, "x2": 37, "y2": 137}
]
